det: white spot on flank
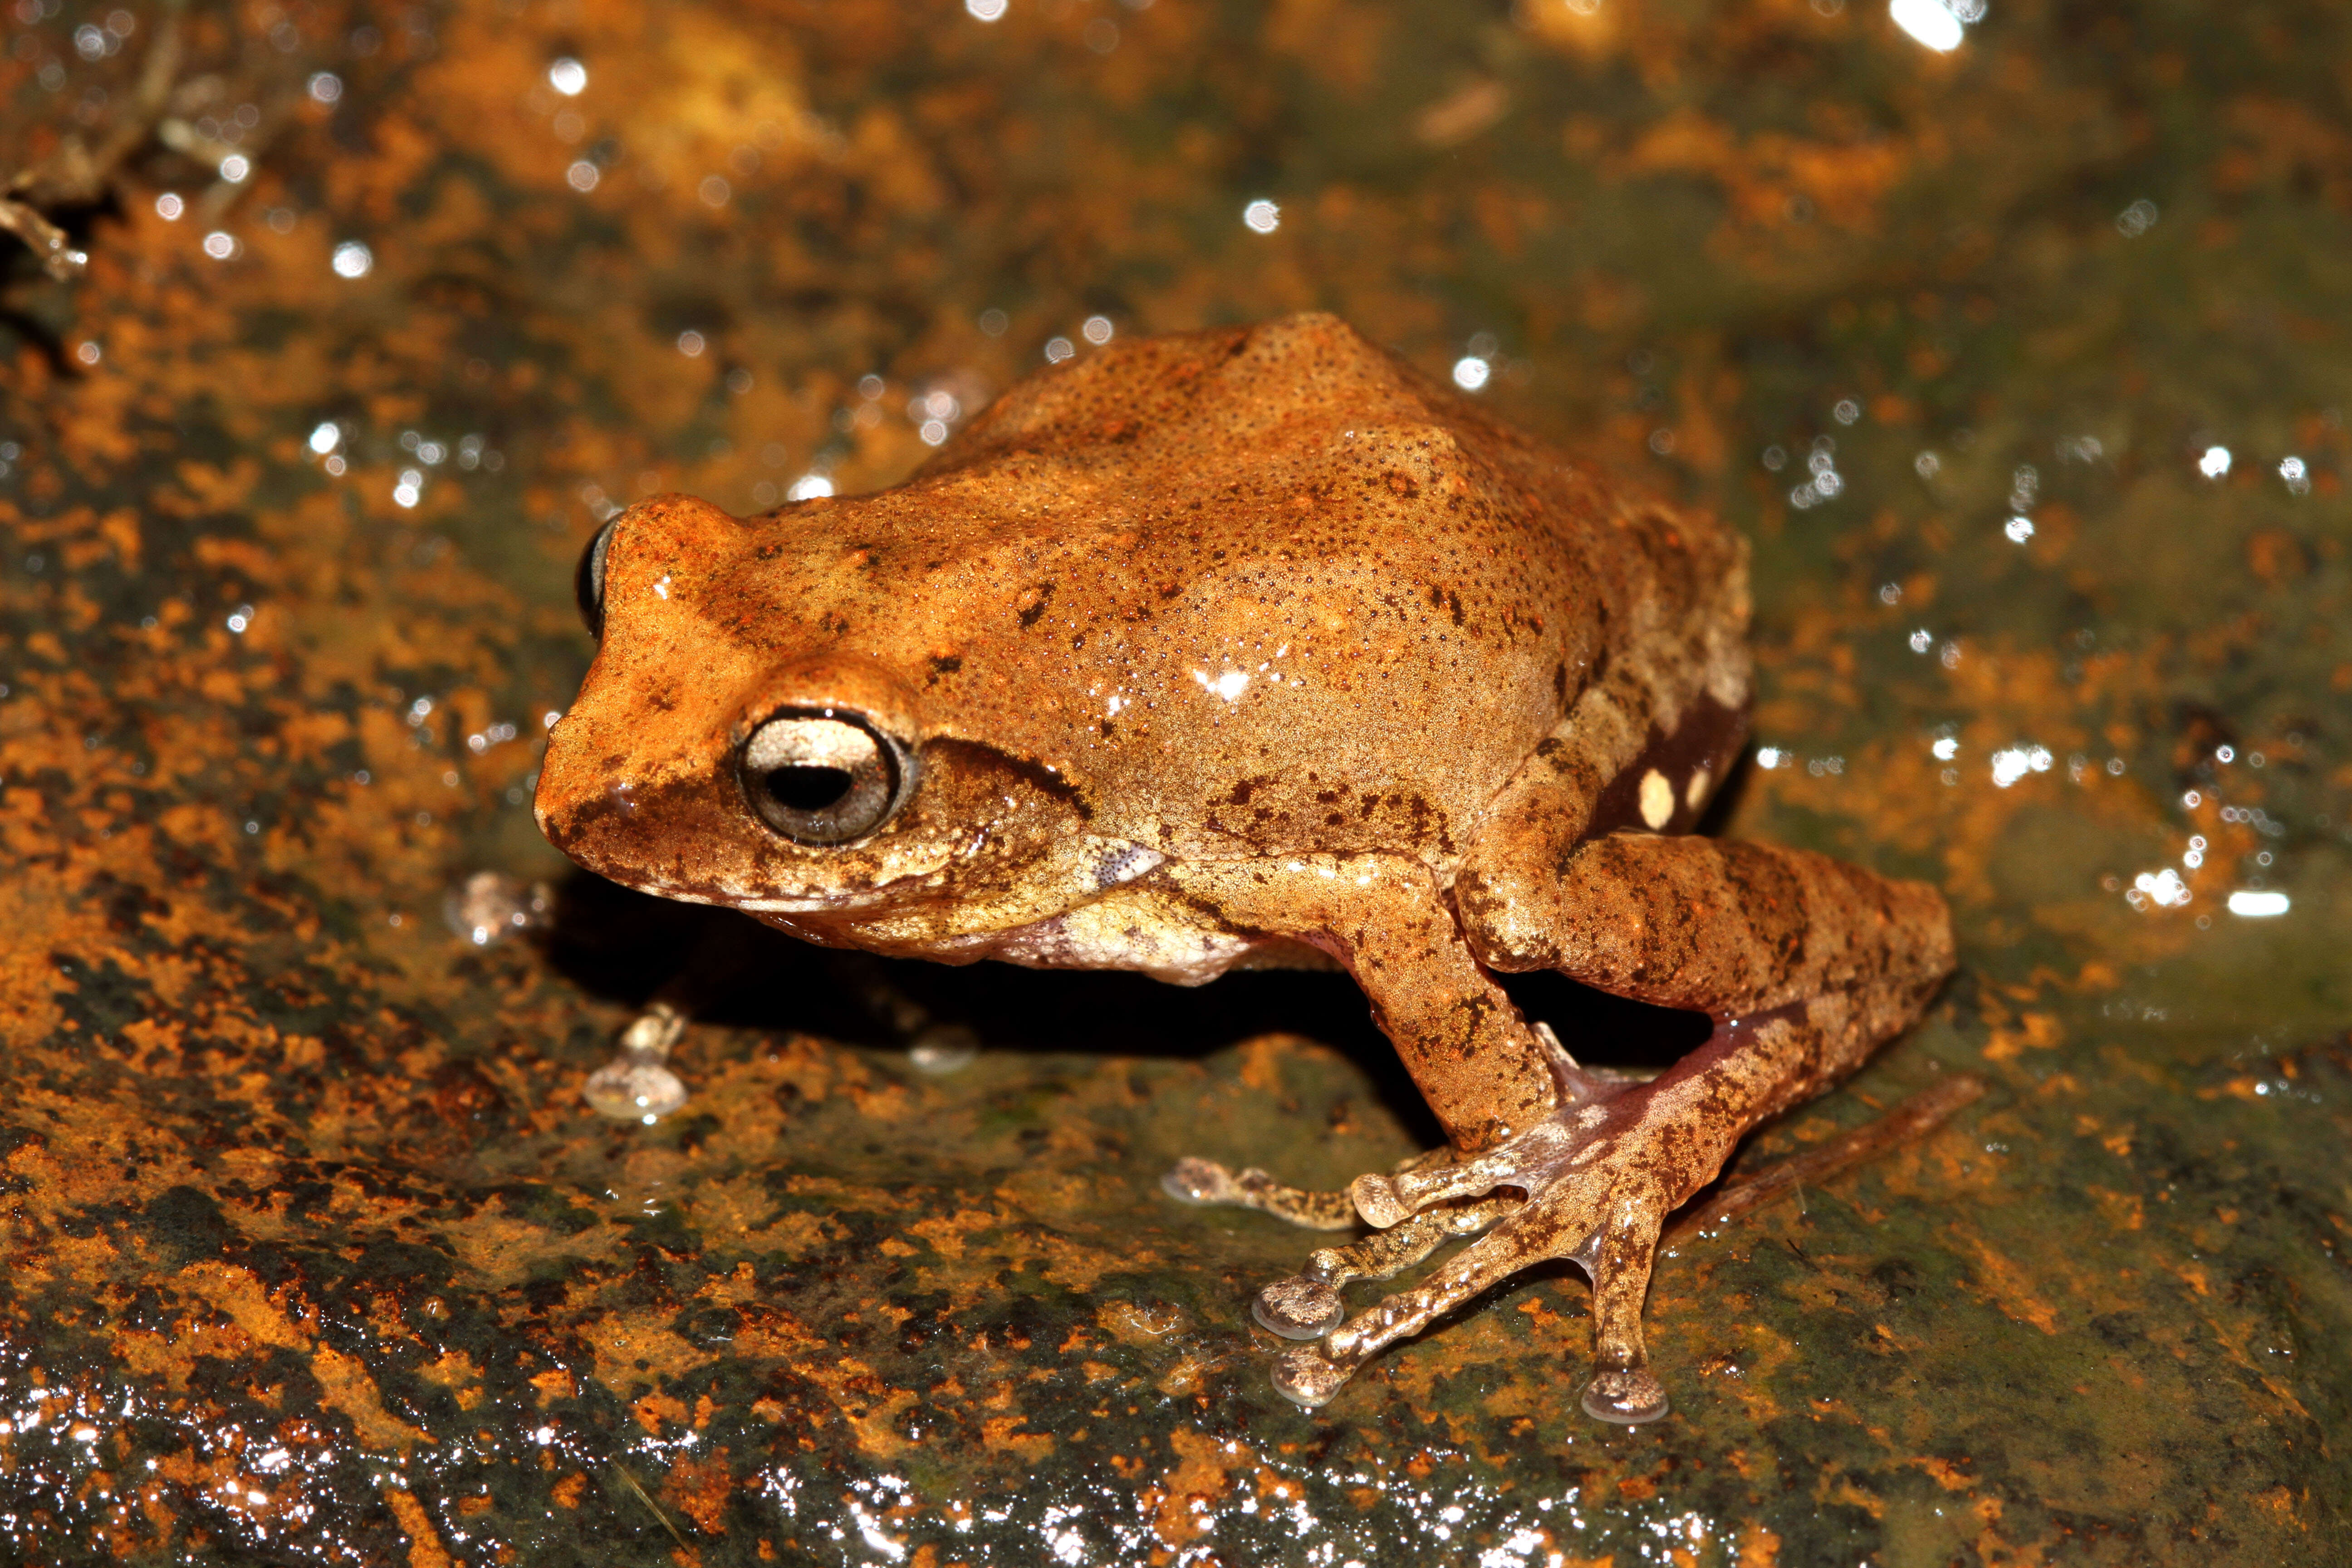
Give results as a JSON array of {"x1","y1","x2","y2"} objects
[
  {"x1": 1096, "y1": 846, "x2": 1163, "y2": 888},
  {"x1": 1685, "y1": 768, "x2": 1711, "y2": 810},
  {"x1": 1638, "y1": 769, "x2": 1675, "y2": 829}
]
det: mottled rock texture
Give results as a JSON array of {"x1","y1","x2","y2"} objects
[{"x1": 1, "y1": 1, "x2": 2347, "y2": 1563}]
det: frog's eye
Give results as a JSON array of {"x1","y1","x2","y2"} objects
[
  {"x1": 574, "y1": 516, "x2": 619, "y2": 638},
  {"x1": 739, "y1": 710, "x2": 915, "y2": 845}
]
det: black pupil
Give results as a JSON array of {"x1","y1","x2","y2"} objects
[{"x1": 764, "y1": 765, "x2": 853, "y2": 813}]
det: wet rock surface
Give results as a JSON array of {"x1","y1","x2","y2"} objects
[{"x1": 3, "y1": 1, "x2": 2348, "y2": 1563}]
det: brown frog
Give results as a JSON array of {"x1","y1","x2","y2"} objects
[{"x1": 535, "y1": 314, "x2": 1955, "y2": 1423}]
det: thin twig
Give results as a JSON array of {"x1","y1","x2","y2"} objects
[
  {"x1": 1666, "y1": 1073, "x2": 1988, "y2": 1246},
  {"x1": 0, "y1": 199, "x2": 81, "y2": 280},
  {"x1": 2, "y1": 3, "x2": 184, "y2": 280},
  {"x1": 607, "y1": 1459, "x2": 690, "y2": 1549}
]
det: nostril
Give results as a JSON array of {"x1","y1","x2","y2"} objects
[{"x1": 761, "y1": 765, "x2": 853, "y2": 813}]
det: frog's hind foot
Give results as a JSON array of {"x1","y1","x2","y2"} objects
[
  {"x1": 1250, "y1": 1193, "x2": 1516, "y2": 1339},
  {"x1": 1264, "y1": 1062, "x2": 1689, "y2": 1424},
  {"x1": 1160, "y1": 1151, "x2": 1516, "y2": 1339},
  {"x1": 1267, "y1": 1181, "x2": 1675, "y2": 1425}
]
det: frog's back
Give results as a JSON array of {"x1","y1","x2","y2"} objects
[{"x1": 895, "y1": 313, "x2": 1747, "y2": 862}]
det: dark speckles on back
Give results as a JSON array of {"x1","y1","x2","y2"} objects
[
  {"x1": 1015, "y1": 581, "x2": 1057, "y2": 629},
  {"x1": 1220, "y1": 773, "x2": 1281, "y2": 808}
]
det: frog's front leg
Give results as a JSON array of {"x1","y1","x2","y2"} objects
[
  {"x1": 1166, "y1": 853, "x2": 1587, "y2": 1147},
  {"x1": 1158, "y1": 855, "x2": 1585, "y2": 1335}
]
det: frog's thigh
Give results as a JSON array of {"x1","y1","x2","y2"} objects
[{"x1": 1457, "y1": 828, "x2": 1955, "y2": 1037}]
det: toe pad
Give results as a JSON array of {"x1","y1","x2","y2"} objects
[
  {"x1": 1271, "y1": 1347, "x2": 1348, "y2": 1408},
  {"x1": 1253, "y1": 1276, "x2": 1344, "y2": 1340},
  {"x1": 1348, "y1": 1172, "x2": 1410, "y2": 1228},
  {"x1": 1159, "y1": 1157, "x2": 1236, "y2": 1205},
  {"x1": 583, "y1": 1056, "x2": 687, "y2": 1122},
  {"x1": 1580, "y1": 1367, "x2": 1670, "y2": 1425}
]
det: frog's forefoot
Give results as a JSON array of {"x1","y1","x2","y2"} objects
[
  {"x1": 1160, "y1": 1148, "x2": 1521, "y2": 1334},
  {"x1": 583, "y1": 1000, "x2": 690, "y2": 1122},
  {"x1": 1164, "y1": 1024, "x2": 1705, "y2": 1421}
]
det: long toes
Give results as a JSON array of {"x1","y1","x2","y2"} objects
[
  {"x1": 1159, "y1": 1156, "x2": 1239, "y2": 1205},
  {"x1": 1271, "y1": 1346, "x2": 1349, "y2": 1408},
  {"x1": 1580, "y1": 1367, "x2": 1670, "y2": 1425},
  {"x1": 1253, "y1": 1276, "x2": 1344, "y2": 1340}
]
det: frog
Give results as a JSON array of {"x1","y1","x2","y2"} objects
[{"x1": 534, "y1": 312, "x2": 1956, "y2": 1423}]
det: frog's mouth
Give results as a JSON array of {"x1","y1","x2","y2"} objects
[{"x1": 537, "y1": 760, "x2": 961, "y2": 915}]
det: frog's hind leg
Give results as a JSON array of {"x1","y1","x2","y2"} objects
[
  {"x1": 1269, "y1": 830, "x2": 1958, "y2": 1417},
  {"x1": 1268, "y1": 1158, "x2": 1670, "y2": 1418},
  {"x1": 1272, "y1": 996, "x2": 1930, "y2": 1421}
]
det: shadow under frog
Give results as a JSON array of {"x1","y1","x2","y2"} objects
[{"x1": 534, "y1": 313, "x2": 1955, "y2": 1424}]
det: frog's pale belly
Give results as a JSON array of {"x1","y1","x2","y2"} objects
[
  {"x1": 952, "y1": 908, "x2": 1333, "y2": 984},
  {"x1": 774, "y1": 881, "x2": 1337, "y2": 985}
]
